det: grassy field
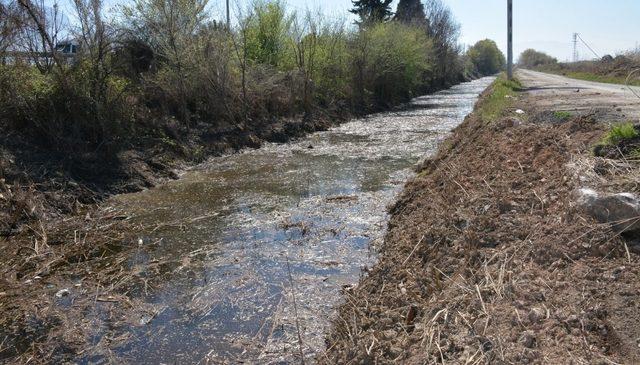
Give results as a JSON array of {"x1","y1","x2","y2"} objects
[{"x1": 556, "y1": 71, "x2": 640, "y2": 87}]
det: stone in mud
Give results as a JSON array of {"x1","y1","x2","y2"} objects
[
  {"x1": 519, "y1": 331, "x2": 537, "y2": 348},
  {"x1": 527, "y1": 307, "x2": 546, "y2": 324},
  {"x1": 577, "y1": 189, "x2": 640, "y2": 234},
  {"x1": 388, "y1": 346, "x2": 403, "y2": 358},
  {"x1": 382, "y1": 329, "x2": 398, "y2": 340}
]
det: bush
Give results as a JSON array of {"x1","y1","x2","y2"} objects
[
  {"x1": 0, "y1": 63, "x2": 134, "y2": 150},
  {"x1": 351, "y1": 21, "x2": 433, "y2": 109},
  {"x1": 245, "y1": 0, "x2": 293, "y2": 69},
  {"x1": 311, "y1": 23, "x2": 351, "y2": 108}
]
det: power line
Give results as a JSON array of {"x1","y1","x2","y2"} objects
[
  {"x1": 572, "y1": 33, "x2": 600, "y2": 61},
  {"x1": 577, "y1": 33, "x2": 600, "y2": 59}
]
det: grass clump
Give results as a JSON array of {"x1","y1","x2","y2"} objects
[
  {"x1": 603, "y1": 122, "x2": 639, "y2": 145},
  {"x1": 593, "y1": 122, "x2": 640, "y2": 158},
  {"x1": 553, "y1": 111, "x2": 572, "y2": 121},
  {"x1": 479, "y1": 75, "x2": 522, "y2": 122}
]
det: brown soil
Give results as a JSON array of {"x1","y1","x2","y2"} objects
[{"x1": 322, "y1": 85, "x2": 640, "y2": 363}]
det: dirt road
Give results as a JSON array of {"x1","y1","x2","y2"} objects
[{"x1": 518, "y1": 69, "x2": 640, "y2": 120}]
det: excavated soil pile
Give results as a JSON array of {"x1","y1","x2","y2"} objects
[{"x1": 322, "y1": 95, "x2": 640, "y2": 363}]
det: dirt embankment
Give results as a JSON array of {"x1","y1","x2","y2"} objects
[
  {"x1": 0, "y1": 114, "x2": 336, "y2": 237},
  {"x1": 322, "y1": 78, "x2": 640, "y2": 363}
]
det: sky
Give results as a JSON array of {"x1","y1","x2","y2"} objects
[{"x1": 205, "y1": 0, "x2": 640, "y2": 62}]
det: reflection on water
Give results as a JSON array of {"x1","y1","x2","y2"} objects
[{"x1": 101, "y1": 77, "x2": 494, "y2": 363}]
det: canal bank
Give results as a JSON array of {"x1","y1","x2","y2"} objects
[
  {"x1": 322, "y1": 74, "x2": 640, "y2": 363},
  {"x1": 0, "y1": 78, "x2": 494, "y2": 363}
]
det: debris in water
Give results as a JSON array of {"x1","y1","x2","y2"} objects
[{"x1": 325, "y1": 195, "x2": 358, "y2": 203}]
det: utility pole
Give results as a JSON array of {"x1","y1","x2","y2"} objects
[
  {"x1": 507, "y1": 0, "x2": 513, "y2": 79},
  {"x1": 226, "y1": 0, "x2": 230, "y2": 29},
  {"x1": 573, "y1": 33, "x2": 579, "y2": 62}
]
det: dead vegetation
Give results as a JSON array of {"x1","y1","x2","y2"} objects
[
  {"x1": 322, "y1": 86, "x2": 640, "y2": 363},
  {"x1": 0, "y1": 204, "x2": 175, "y2": 363}
]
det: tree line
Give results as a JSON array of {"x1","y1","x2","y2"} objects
[{"x1": 0, "y1": 0, "x2": 505, "y2": 154}]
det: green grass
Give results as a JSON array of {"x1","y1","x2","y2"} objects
[
  {"x1": 603, "y1": 122, "x2": 639, "y2": 144},
  {"x1": 479, "y1": 74, "x2": 523, "y2": 122},
  {"x1": 563, "y1": 71, "x2": 640, "y2": 87},
  {"x1": 553, "y1": 110, "x2": 572, "y2": 121}
]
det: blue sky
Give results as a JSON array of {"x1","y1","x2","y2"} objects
[{"x1": 204, "y1": 0, "x2": 640, "y2": 61}]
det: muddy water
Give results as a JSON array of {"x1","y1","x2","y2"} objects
[{"x1": 106, "y1": 77, "x2": 493, "y2": 363}]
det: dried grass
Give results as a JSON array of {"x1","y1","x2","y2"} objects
[{"x1": 321, "y1": 113, "x2": 640, "y2": 363}]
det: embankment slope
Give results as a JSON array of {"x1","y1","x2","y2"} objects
[{"x1": 322, "y1": 72, "x2": 640, "y2": 363}]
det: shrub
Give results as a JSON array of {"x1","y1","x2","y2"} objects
[
  {"x1": 351, "y1": 21, "x2": 433, "y2": 109},
  {"x1": 245, "y1": 0, "x2": 293, "y2": 69}
]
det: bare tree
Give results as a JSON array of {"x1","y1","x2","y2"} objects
[
  {"x1": 230, "y1": 2, "x2": 254, "y2": 117},
  {"x1": 121, "y1": 0, "x2": 210, "y2": 125},
  {"x1": 0, "y1": 0, "x2": 23, "y2": 63},
  {"x1": 290, "y1": 10, "x2": 320, "y2": 115},
  {"x1": 16, "y1": 0, "x2": 67, "y2": 74},
  {"x1": 72, "y1": 0, "x2": 113, "y2": 104},
  {"x1": 424, "y1": 0, "x2": 461, "y2": 86}
]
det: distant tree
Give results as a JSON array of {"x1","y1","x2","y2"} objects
[
  {"x1": 350, "y1": 0, "x2": 393, "y2": 25},
  {"x1": 518, "y1": 49, "x2": 557, "y2": 68},
  {"x1": 466, "y1": 39, "x2": 505, "y2": 76},
  {"x1": 394, "y1": 0, "x2": 426, "y2": 27}
]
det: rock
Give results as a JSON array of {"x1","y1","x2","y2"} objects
[
  {"x1": 388, "y1": 346, "x2": 403, "y2": 358},
  {"x1": 566, "y1": 314, "x2": 580, "y2": 328},
  {"x1": 382, "y1": 329, "x2": 398, "y2": 340},
  {"x1": 519, "y1": 331, "x2": 537, "y2": 348},
  {"x1": 528, "y1": 307, "x2": 546, "y2": 324},
  {"x1": 55, "y1": 288, "x2": 70, "y2": 298},
  {"x1": 577, "y1": 189, "x2": 640, "y2": 234}
]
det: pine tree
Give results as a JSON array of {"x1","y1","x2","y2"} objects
[
  {"x1": 350, "y1": 0, "x2": 393, "y2": 25},
  {"x1": 395, "y1": 0, "x2": 427, "y2": 27}
]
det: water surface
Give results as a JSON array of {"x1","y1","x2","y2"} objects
[{"x1": 106, "y1": 77, "x2": 494, "y2": 363}]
